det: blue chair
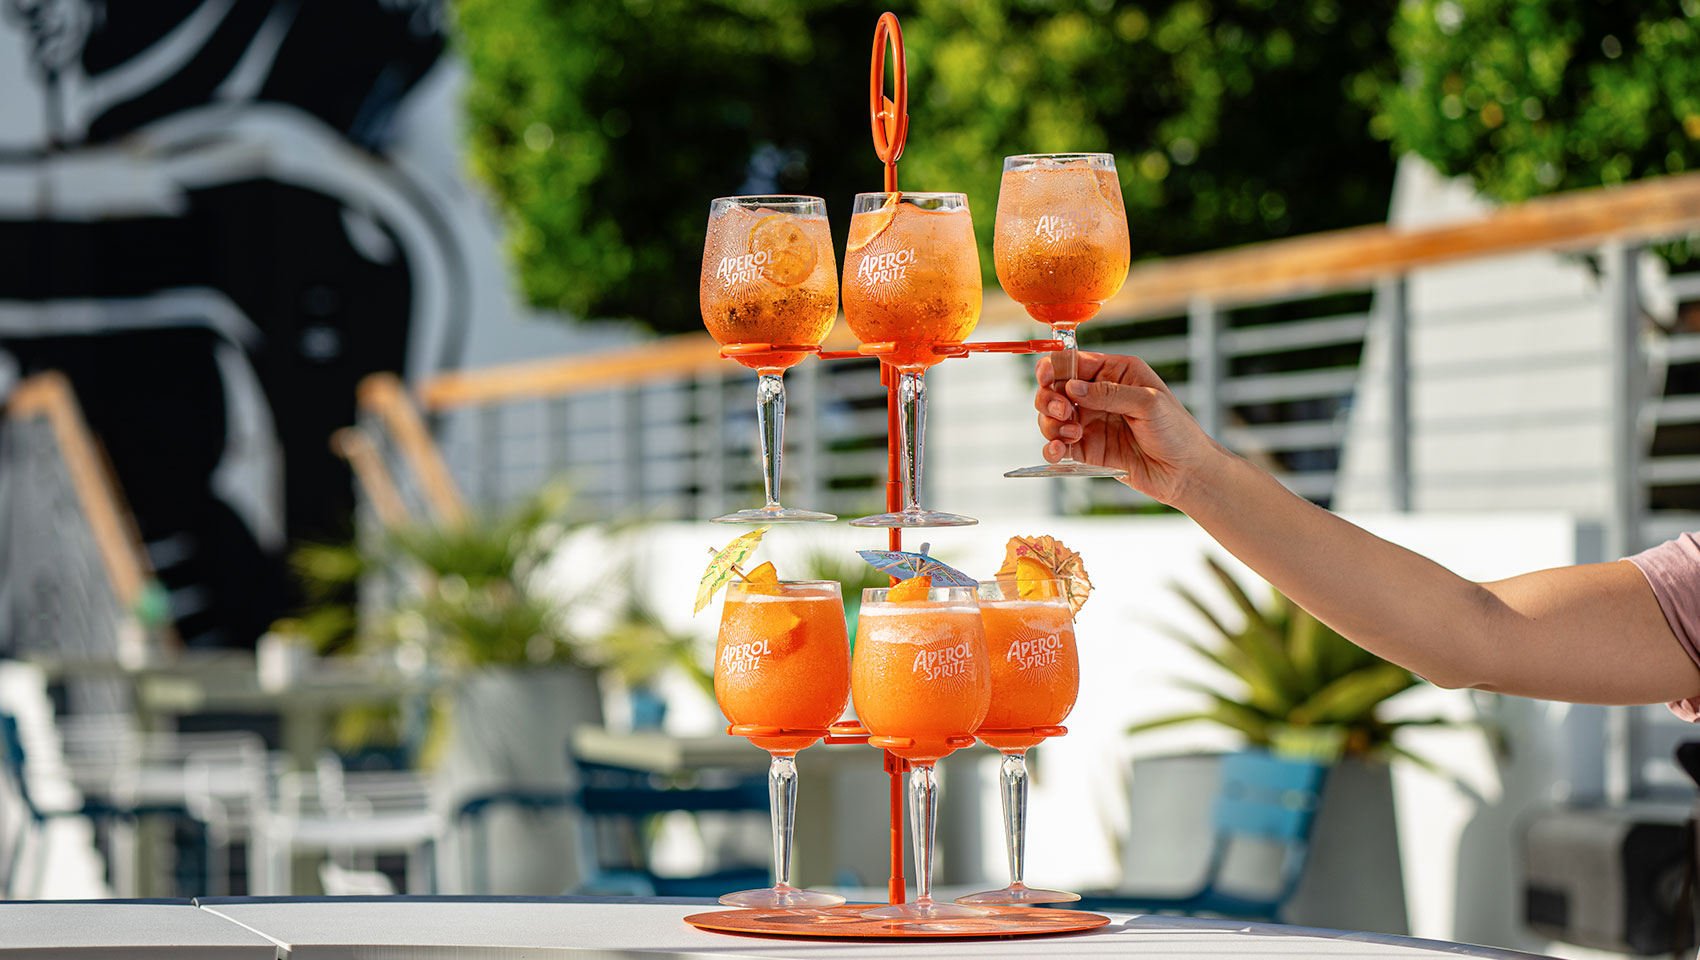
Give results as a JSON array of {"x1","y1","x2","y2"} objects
[
  {"x1": 1069, "y1": 750, "x2": 1330, "y2": 922},
  {"x1": 455, "y1": 759, "x2": 769, "y2": 896}
]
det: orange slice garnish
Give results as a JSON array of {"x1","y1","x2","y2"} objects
[
  {"x1": 750, "y1": 214, "x2": 817, "y2": 286},
  {"x1": 741, "y1": 560, "x2": 783, "y2": 596},
  {"x1": 1015, "y1": 556, "x2": 1062, "y2": 600},
  {"x1": 886, "y1": 574, "x2": 932, "y2": 602},
  {"x1": 997, "y1": 535, "x2": 1092, "y2": 614},
  {"x1": 846, "y1": 193, "x2": 900, "y2": 251}
]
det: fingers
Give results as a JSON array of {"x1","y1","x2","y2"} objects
[
  {"x1": 1042, "y1": 439, "x2": 1069, "y2": 463},
  {"x1": 1034, "y1": 384, "x2": 1071, "y2": 420},
  {"x1": 1068, "y1": 379, "x2": 1166, "y2": 418},
  {"x1": 1036, "y1": 405, "x2": 1082, "y2": 442},
  {"x1": 1081, "y1": 351, "x2": 1168, "y2": 390},
  {"x1": 1041, "y1": 352, "x2": 1170, "y2": 392}
]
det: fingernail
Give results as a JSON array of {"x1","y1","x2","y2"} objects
[
  {"x1": 1065, "y1": 380, "x2": 1087, "y2": 398},
  {"x1": 1049, "y1": 401, "x2": 1069, "y2": 418},
  {"x1": 1061, "y1": 424, "x2": 1082, "y2": 439}
]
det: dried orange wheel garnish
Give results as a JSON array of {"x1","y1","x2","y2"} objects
[
  {"x1": 846, "y1": 193, "x2": 900, "y2": 251},
  {"x1": 750, "y1": 214, "x2": 817, "y2": 286},
  {"x1": 885, "y1": 574, "x2": 932, "y2": 602}
]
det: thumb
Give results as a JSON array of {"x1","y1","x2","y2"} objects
[{"x1": 1067, "y1": 378, "x2": 1161, "y2": 419}]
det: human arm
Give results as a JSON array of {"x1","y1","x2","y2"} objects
[{"x1": 1035, "y1": 352, "x2": 1700, "y2": 705}]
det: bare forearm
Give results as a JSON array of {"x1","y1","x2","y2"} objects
[
  {"x1": 1170, "y1": 447, "x2": 1496, "y2": 688},
  {"x1": 1169, "y1": 447, "x2": 1700, "y2": 703}
]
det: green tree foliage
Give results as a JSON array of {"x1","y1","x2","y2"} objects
[
  {"x1": 457, "y1": 0, "x2": 1399, "y2": 334},
  {"x1": 1383, "y1": 0, "x2": 1700, "y2": 202}
]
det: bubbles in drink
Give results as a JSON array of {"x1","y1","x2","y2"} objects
[
  {"x1": 842, "y1": 199, "x2": 982, "y2": 369},
  {"x1": 700, "y1": 205, "x2": 838, "y2": 369},
  {"x1": 993, "y1": 159, "x2": 1130, "y2": 326}
]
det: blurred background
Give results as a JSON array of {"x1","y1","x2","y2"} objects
[{"x1": 2, "y1": 1, "x2": 1700, "y2": 957}]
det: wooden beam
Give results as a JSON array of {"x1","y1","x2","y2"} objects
[
  {"x1": 6, "y1": 372, "x2": 151, "y2": 612},
  {"x1": 330, "y1": 427, "x2": 409, "y2": 529},
  {"x1": 355, "y1": 373, "x2": 467, "y2": 525},
  {"x1": 1110, "y1": 169, "x2": 1700, "y2": 316},
  {"x1": 412, "y1": 171, "x2": 1700, "y2": 410}
]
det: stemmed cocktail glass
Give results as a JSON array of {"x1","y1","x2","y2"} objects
[
  {"x1": 714, "y1": 578, "x2": 851, "y2": 908},
  {"x1": 957, "y1": 579, "x2": 1081, "y2": 906},
  {"x1": 841, "y1": 192, "x2": 982, "y2": 527},
  {"x1": 994, "y1": 154, "x2": 1131, "y2": 479},
  {"x1": 700, "y1": 196, "x2": 839, "y2": 523},
  {"x1": 851, "y1": 584, "x2": 991, "y2": 922}
]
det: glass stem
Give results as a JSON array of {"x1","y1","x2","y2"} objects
[
  {"x1": 1000, "y1": 752, "x2": 1029, "y2": 888},
  {"x1": 1051, "y1": 325, "x2": 1081, "y2": 462},
  {"x1": 756, "y1": 372, "x2": 785, "y2": 509},
  {"x1": 909, "y1": 762, "x2": 938, "y2": 903},
  {"x1": 898, "y1": 370, "x2": 926, "y2": 514},
  {"x1": 768, "y1": 754, "x2": 798, "y2": 890}
]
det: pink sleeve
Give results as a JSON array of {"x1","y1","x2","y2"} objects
[{"x1": 1626, "y1": 532, "x2": 1700, "y2": 722}]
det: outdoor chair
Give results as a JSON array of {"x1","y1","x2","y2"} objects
[
  {"x1": 454, "y1": 758, "x2": 769, "y2": 897},
  {"x1": 56, "y1": 715, "x2": 267, "y2": 896},
  {"x1": 1070, "y1": 749, "x2": 1330, "y2": 922},
  {"x1": 251, "y1": 754, "x2": 441, "y2": 895}
]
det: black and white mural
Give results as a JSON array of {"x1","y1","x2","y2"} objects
[{"x1": 0, "y1": 0, "x2": 477, "y2": 648}]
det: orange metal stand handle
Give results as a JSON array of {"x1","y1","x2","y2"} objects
[
  {"x1": 726, "y1": 723, "x2": 832, "y2": 739},
  {"x1": 869, "y1": 12, "x2": 908, "y2": 192},
  {"x1": 974, "y1": 725, "x2": 1068, "y2": 739},
  {"x1": 718, "y1": 343, "x2": 823, "y2": 358},
  {"x1": 963, "y1": 339, "x2": 1067, "y2": 354},
  {"x1": 866, "y1": 734, "x2": 978, "y2": 752}
]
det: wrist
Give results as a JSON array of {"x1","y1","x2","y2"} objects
[{"x1": 1165, "y1": 439, "x2": 1237, "y2": 515}]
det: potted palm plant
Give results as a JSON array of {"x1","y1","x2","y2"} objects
[
  {"x1": 288, "y1": 483, "x2": 653, "y2": 893},
  {"x1": 1130, "y1": 555, "x2": 1451, "y2": 765},
  {"x1": 1123, "y1": 555, "x2": 1467, "y2": 934}
]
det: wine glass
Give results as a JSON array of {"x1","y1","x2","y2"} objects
[
  {"x1": 993, "y1": 154, "x2": 1131, "y2": 478},
  {"x1": 841, "y1": 192, "x2": 982, "y2": 527},
  {"x1": 714, "y1": 578, "x2": 851, "y2": 908},
  {"x1": 700, "y1": 195, "x2": 839, "y2": 523},
  {"x1": 957, "y1": 578, "x2": 1081, "y2": 906},
  {"x1": 851, "y1": 583, "x2": 991, "y2": 922}
]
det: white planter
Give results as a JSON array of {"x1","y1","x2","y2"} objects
[
  {"x1": 1119, "y1": 752, "x2": 1408, "y2": 934},
  {"x1": 432, "y1": 665, "x2": 604, "y2": 894}
]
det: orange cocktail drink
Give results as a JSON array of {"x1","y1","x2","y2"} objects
[
  {"x1": 716, "y1": 580, "x2": 851, "y2": 754},
  {"x1": 976, "y1": 583, "x2": 1080, "y2": 752},
  {"x1": 699, "y1": 195, "x2": 838, "y2": 523},
  {"x1": 841, "y1": 192, "x2": 982, "y2": 528},
  {"x1": 714, "y1": 578, "x2": 850, "y2": 909},
  {"x1": 992, "y1": 157, "x2": 1129, "y2": 327},
  {"x1": 842, "y1": 193, "x2": 982, "y2": 370},
  {"x1": 853, "y1": 583, "x2": 991, "y2": 922},
  {"x1": 701, "y1": 199, "x2": 839, "y2": 372},
  {"x1": 995, "y1": 154, "x2": 1131, "y2": 480},
  {"x1": 958, "y1": 578, "x2": 1081, "y2": 907}
]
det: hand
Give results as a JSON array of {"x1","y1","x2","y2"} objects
[{"x1": 1034, "y1": 351, "x2": 1219, "y2": 506}]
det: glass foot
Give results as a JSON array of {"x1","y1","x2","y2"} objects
[
  {"x1": 712, "y1": 506, "x2": 837, "y2": 524},
  {"x1": 848, "y1": 509, "x2": 977, "y2": 528},
  {"x1": 718, "y1": 884, "x2": 846, "y2": 909},
  {"x1": 956, "y1": 883, "x2": 1081, "y2": 905},
  {"x1": 1004, "y1": 458, "x2": 1127, "y2": 479},
  {"x1": 861, "y1": 898, "x2": 989, "y2": 921}
]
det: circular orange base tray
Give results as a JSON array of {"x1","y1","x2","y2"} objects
[{"x1": 684, "y1": 905, "x2": 1110, "y2": 940}]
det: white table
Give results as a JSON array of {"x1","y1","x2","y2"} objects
[
  {"x1": 0, "y1": 901, "x2": 277, "y2": 959},
  {"x1": 0, "y1": 898, "x2": 1560, "y2": 959}
]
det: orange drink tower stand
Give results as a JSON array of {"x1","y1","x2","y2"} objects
[{"x1": 689, "y1": 12, "x2": 1107, "y2": 940}]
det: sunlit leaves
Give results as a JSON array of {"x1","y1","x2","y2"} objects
[{"x1": 1384, "y1": 0, "x2": 1700, "y2": 203}]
